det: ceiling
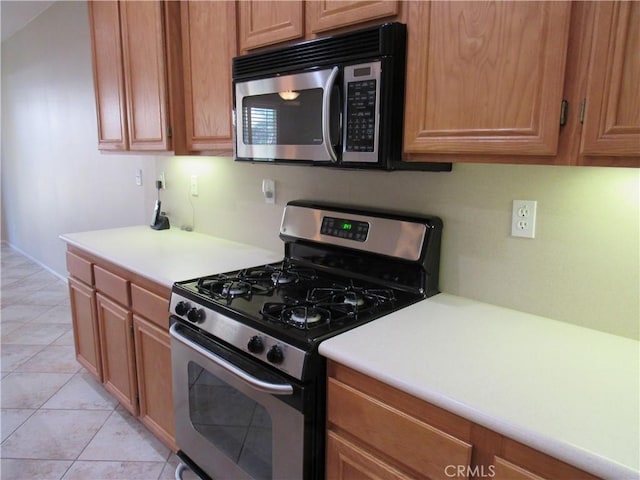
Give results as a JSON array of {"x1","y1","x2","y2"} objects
[{"x1": 1, "y1": 1, "x2": 55, "y2": 42}]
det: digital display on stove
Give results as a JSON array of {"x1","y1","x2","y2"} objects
[{"x1": 321, "y1": 216, "x2": 369, "y2": 242}]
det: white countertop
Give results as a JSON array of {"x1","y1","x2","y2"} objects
[
  {"x1": 61, "y1": 226, "x2": 639, "y2": 478},
  {"x1": 319, "y1": 293, "x2": 640, "y2": 480},
  {"x1": 60, "y1": 226, "x2": 281, "y2": 287}
]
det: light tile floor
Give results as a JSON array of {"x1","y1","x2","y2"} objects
[{"x1": 1, "y1": 245, "x2": 195, "y2": 480}]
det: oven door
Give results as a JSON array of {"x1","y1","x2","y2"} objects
[
  {"x1": 170, "y1": 321, "x2": 305, "y2": 480},
  {"x1": 235, "y1": 67, "x2": 341, "y2": 163}
]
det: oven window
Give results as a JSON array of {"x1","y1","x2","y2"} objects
[
  {"x1": 188, "y1": 361, "x2": 273, "y2": 480},
  {"x1": 242, "y1": 89, "x2": 323, "y2": 145}
]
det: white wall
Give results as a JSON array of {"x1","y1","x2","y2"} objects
[
  {"x1": 2, "y1": 2, "x2": 638, "y2": 340},
  {"x1": 1, "y1": 1, "x2": 156, "y2": 275}
]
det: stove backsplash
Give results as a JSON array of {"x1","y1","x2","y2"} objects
[{"x1": 154, "y1": 155, "x2": 640, "y2": 341}]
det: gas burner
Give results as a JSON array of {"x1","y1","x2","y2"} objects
[
  {"x1": 271, "y1": 271, "x2": 296, "y2": 285},
  {"x1": 283, "y1": 306, "x2": 330, "y2": 330},
  {"x1": 197, "y1": 275, "x2": 273, "y2": 302},
  {"x1": 309, "y1": 285, "x2": 394, "y2": 304},
  {"x1": 221, "y1": 281, "x2": 250, "y2": 297},
  {"x1": 261, "y1": 302, "x2": 331, "y2": 330},
  {"x1": 243, "y1": 264, "x2": 318, "y2": 286}
]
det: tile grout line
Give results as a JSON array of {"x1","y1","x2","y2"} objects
[{"x1": 2, "y1": 246, "x2": 180, "y2": 479}]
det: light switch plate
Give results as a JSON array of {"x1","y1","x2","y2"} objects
[{"x1": 262, "y1": 179, "x2": 275, "y2": 204}]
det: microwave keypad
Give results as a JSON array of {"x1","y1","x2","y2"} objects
[{"x1": 345, "y1": 80, "x2": 377, "y2": 152}]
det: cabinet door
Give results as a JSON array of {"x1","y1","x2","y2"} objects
[
  {"x1": 327, "y1": 431, "x2": 414, "y2": 480},
  {"x1": 97, "y1": 293, "x2": 138, "y2": 415},
  {"x1": 306, "y1": 1, "x2": 399, "y2": 35},
  {"x1": 180, "y1": 1, "x2": 236, "y2": 153},
  {"x1": 493, "y1": 457, "x2": 546, "y2": 480},
  {"x1": 119, "y1": 0, "x2": 170, "y2": 151},
  {"x1": 68, "y1": 278, "x2": 102, "y2": 381},
  {"x1": 87, "y1": 1, "x2": 128, "y2": 151},
  {"x1": 328, "y1": 377, "x2": 472, "y2": 480},
  {"x1": 580, "y1": 1, "x2": 640, "y2": 157},
  {"x1": 133, "y1": 315, "x2": 175, "y2": 450},
  {"x1": 238, "y1": 1, "x2": 304, "y2": 51},
  {"x1": 403, "y1": 2, "x2": 571, "y2": 158}
]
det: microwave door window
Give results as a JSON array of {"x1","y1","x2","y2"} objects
[{"x1": 242, "y1": 89, "x2": 323, "y2": 146}]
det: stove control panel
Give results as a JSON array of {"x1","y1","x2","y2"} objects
[
  {"x1": 321, "y1": 216, "x2": 369, "y2": 242},
  {"x1": 170, "y1": 293, "x2": 307, "y2": 380}
]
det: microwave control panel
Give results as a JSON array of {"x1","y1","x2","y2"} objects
[{"x1": 343, "y1": 62, "x2": 381, "y2": 163}]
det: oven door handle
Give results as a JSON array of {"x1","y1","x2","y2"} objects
[
  {"x1": 322, "y1": 66, "x2": 339, "y2": 163},
  {"x1": 170, "y1": 323, "x2": 294, "y2": 396}
]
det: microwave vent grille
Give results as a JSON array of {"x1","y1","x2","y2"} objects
[{"x1": 233, "y1": 23, "x2": 405, "y2": 79}]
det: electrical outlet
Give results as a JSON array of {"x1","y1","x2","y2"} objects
[
  {"x1": 135, "y1": 169, "x2": 143, "y2": 186},
  {"x1": 190, "y1": 175, "x2": 198, "y2": 196},
  {"x1": 159, "y1": 172, "x2": 166, "y2": 189},
  {"x1": 511, "y1": 200, "x2": 537, "y2": 238}
]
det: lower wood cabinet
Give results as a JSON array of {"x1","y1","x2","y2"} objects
[
  {"x1": 327, "y1": 430, "x2": 415, "y2": 480},
  {"x1": 66, "y1": 246, "x2": 175, "y2": 450},
  {"x1": 133, "y1": 315, "x2": 174, "y2": 448},
  {"x1": 326, "y1": 361, "x2": 601, "y2": 480},
  {"x1": 97, "y1": 292, "x2": 138, "y2": 415},
  {"x1": 68, "y1": 276, "x2": 101, "y2": 380},
  {"x1": 327, "y1": 361, "x2": 473, "y2": 480}
]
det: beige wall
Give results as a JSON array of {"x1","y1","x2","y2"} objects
[
  {"x1": 156, "y1": 157, "x2": 640, "y2": 340},
  {"x1": 2, "y1": 2, "x2": 638, "y2": 340}
]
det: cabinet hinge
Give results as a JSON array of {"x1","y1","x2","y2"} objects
[
  {"x1": 579, "y1": 98, "x2": 586, "y2": 124},
  {"x1": 135, "y1": 394, "x2": 140, "y2": 407},
  {"x1": 559, "y1": 99, "x2": 569, "y2": 127},
  {"x1": 167, "y1": 125, "x2": 172, "y2": 139}
]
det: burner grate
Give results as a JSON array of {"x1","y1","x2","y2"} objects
[
  {"x1": 259, "y1": 282, "x2": 396, "y2": 331},
  {"x1": 242, "y1": 263, "x2": 318, "y2": 286},
  {"x1": 197, "y1": 274, "x2": 273, "y2": 303}
]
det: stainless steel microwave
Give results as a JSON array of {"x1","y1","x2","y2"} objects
[{"x1": 232, "y1": 23, "x2": 450, "y2": 171}]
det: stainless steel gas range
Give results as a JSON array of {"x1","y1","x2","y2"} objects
[{"x1": 169, "y1": 200, "x2": 443, "y2": 480}]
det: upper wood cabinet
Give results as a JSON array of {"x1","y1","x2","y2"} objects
[
  {"x1": 580, "y1": 1, "x2": 640, "y2": 159},
  {"x1": 88, "y1": 1, "x2": 170, "y2": 151},
  {"x1": 179, "y1": 1, "x2": 237, "y2": 153},
  {"x1": 403, "y1": 1, "x2": 571, "y2": 159},
  {"x1": 238, "y1": 1, "x2": 304, "y2": 51},
  {"x1": 119, "y1": 1, "x2": 170, "y2": 151},
  {"x1": 88, "y1": 1, "x2": 127, "y2": 150},
  {"x1": 237, "y1": 0, "x2": 399, "y2": 53},
  {"x1": 306, "y1": 1, "x2": 399, "y2": 35}
]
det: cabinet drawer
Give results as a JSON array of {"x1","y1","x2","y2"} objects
[
  {"x1": 131, "y1": 283, "x2": 169, "y2": 329},
  {"x1": 328, "y1": 377, "x2": 472, "y2": 480},
  {"x1": 94, "y1": 265, "x2": 130, "y2": 305},
  {"x1": 66, "y1": 251, "x2": 93, "y2": 285}
]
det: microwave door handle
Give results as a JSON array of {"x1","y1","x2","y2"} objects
[
  {"x1": 170, "y1": 323, "x2": 294, "y2": 396},
  {"x1": 322, "y1": 67, "x2": 339, "y2": 163}
]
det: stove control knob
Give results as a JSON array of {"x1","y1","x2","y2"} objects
[
  {"x1": 247, "y1": 336, "x2": 264, "y2": 354},
  {"x1": 267, "y1": 345, "x2": 284, "y2": 364},
  {"x1": 175, "y1": 301, "x2": 190, "y2": 316},
  {"x1": 187, "y1": 307, "x2": 205, "y2": 324}
]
